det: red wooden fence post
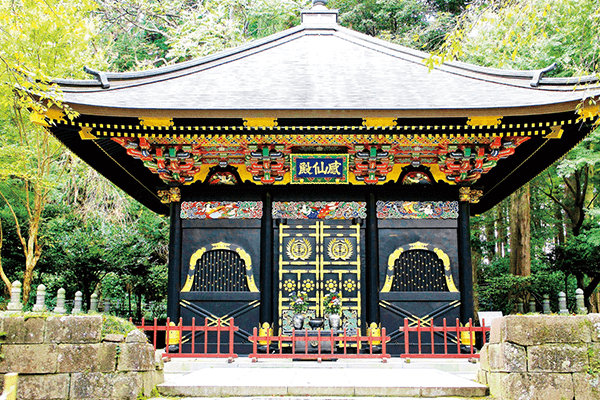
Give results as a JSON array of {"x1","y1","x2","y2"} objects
[
  {"x1": 191, "y1": 317, "x2": 196, "y2": 354},
  {"x1": 153, "y1": 318, "x2": 158, "y2": 351},
  {"x1": 165, "y1": 317, "x2": 171, "y2": 355}
]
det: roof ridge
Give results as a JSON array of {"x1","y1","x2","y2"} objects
[{"x1": 55, "y1": 24, "x2": 308, "y2": 89}]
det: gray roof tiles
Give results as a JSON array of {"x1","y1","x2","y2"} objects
[{"x1": 57, "y1": 21, "x2": 599, "y2": 115}]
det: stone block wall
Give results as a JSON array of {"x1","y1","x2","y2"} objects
[
  {"x1": 477, "y1": 314, "x2": 600, "y2": 400},
  {"x1": 0, "y1": 314, "x2": 164, "y2": 400}
]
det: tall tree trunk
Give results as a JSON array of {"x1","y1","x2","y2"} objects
[
  {"x1": 484, "y1": 212, "x2": 496, "y2": 260},
  {"x1": 496, "y1": 200, "x2": 508, "y2": 257},
  {"x1": 509, "y1": 184, "x2": 531, "y2": 277},
  {"x1": 555, "y1": 206, "x2": 565, "y2": 246},
  {"x1": 0, "y1": 220, "x2": 12, "y2": 296}
]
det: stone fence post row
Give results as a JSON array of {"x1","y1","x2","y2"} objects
[
  {"x1": 516, "y1": 289, "x2": 588, "y2": 315},
  {"x1": 5, "y1": 281, "x2": 111, "y2": 314}
]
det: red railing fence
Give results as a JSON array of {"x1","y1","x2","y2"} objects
[
  {"x1": 248, "y1": 327, "x2": 391, "y2": 363},
  {"x1": 398, "y1": 318, "x2": 489, "y2": 359},
  {"x1": 132, "y1": 317, "x2": 238, "y2": 361}
]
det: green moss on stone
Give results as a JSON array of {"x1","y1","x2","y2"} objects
[{"x1": 101, "y1": 314, "x2": 137, "y2": 338}]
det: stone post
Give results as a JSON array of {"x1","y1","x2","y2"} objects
[
  {"x1": 6, "y1": 281, "x2": 23, "y2": 312},
  {"x1": 558, "y1": 291, "x2": 569, "y2": 315},
  {"x1": 89, "y1": 293, "x2": 98, "y2": 313},
  {"x1": 54, "y1": 288, "x2": 67, "y2": 313},
  {"x1": 32, "y1": 284, "x2": 47, "y2": 312},
  {"x1": 516, "y1": 299, "x2": 524, "y2": 314},
  {"x1": 103, "y1": 300, "x2": 111, "y2": 314},
  {"x1": 575, "y1": 288, "x2": 587, "y2": 314},
  {"x1": 72, "y1": 291, "x2": 83, "y2": 314},
  {"x1": 542, "y1": 294, "x2": 551, "y2": 314},
  {"x1": 528, "y1": 300, "x2": 536, "y2": 313}
]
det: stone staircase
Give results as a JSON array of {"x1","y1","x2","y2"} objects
[{"x1": 152, "y1": 357, "x2": 489, "y2": 398}]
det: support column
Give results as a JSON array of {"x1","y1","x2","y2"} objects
[
  {"x1": 260, "y1": 191, "x2": 273, "y2": 326},
  {"x1": 366, "y1": 192, "x2": 380, "y2": 326},
  {"x1": 167, "y1": 201, "x2": 182, "y2": 322},
  {"x1": 458, "y1": 200, "x2": 475, "y2": 324}
]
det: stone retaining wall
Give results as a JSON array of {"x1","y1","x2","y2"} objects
[
  {"x1": 477, "y1": 314, "x2": 600, "y2": 400},
  {"x1": 0, "y1": 314, "x2": 164, "y2": 400}
]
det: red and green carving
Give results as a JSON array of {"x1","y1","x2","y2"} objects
[
  {"x1": 245, "y1": 145, "x2": 289, "y2": 184},
  {"x1": 349, "y1": 145, "x2": 394, "y2": 184},
  {"x1": 113, "y1": 138, "x2": 203, "y2": 183},
  {"x1": 437, "y1": 137, "x2": 529, "y2": 183}
]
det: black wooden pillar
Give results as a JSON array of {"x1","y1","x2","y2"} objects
[
  {"x1": 260, "y1": 191, "x2": 273, "y2": 326},
  {"x1": 167, "y1": 201, "x2": 182, "y2": 322},
  {"x1": 458, "y1": 200, "x2": 475, "y2": 324},
  {"x1": 366, "y1": 192, "x2": 380, "y2": 326}
]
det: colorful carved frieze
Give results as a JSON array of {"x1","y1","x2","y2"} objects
[
  {"x1": 180, "y1": 201, "x2": 263, "y2": 219},
  {"x1": 349, "y1": 145, "x2": 394, "y2": 184},
  {"x1": 437, "y1": 137, "x2": 530, "y2": 183},
  {"x1": 112, "y1": 137, "x2": 203, "y2": 184},
  {"x1": 113, "y1": 134, "x2": 529, "y2": 186},
  {"x1": 272, "y1": 201, "x2": 367, "y2": 219},
  {"x1": 376, "y1": 201, "x2": 459, "y2": 219}
]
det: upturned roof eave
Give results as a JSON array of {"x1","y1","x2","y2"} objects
[{"x1": 63, "y1": 99, "x2": 586, "y2": 120}]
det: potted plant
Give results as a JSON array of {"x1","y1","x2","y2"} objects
[
  {"x1": 323, "y1": 290, "x2": 342, "y2": 330},
  {"x1": 289, "y1": 291, "x2": 308, "y2": 329}
]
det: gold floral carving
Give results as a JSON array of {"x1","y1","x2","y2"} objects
[
  {"x1": 158, "y1": 187, "x2": 181, "y2": 204},
  {"x1": 470, "y1": 190, "x2": 483, "y2": 204},
  {"x1": 467, "y1": 116, "x2": 503, "y2": 126},
  {"x1": 362, "y1": 117, "x2": 397, "y2": 127},
  {"x1": 459, "y1": 187, "x2": 483, "y2": 203},
  {"x1": 243, "y1": 118, "x2": 278, "y2": 128},
  {"x1": 459, "y1": 187, "x2": 471, "y2": 202},
  {"x1": 139, "y1": 117, "x2": 174, "y2": 127}
]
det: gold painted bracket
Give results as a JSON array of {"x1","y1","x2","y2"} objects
[
  {"x1": 545, "y1": 125, "x2": 564, "y2": 139},
  {"x1": 139, "y1": 117, "x2": 174, "y2": 127},
  {"x1": 244, "y1": 118, "x2": 278, "y2": 128},
  {"x1": 362, "y1": 118, "x2": 397, "y2": 128},
  {"x1": 30, "y1": 109, "x2": 66, "y2": 127},
  {"x1": 158, "y1": 187, "x2": 181, "y2": 204},
  {"x1": 577, "y1": 102, "x2": 600, "y2": 122},
  {"x1": 79, "y1": 126, "x2": 97, "y2": 140},
  {"x1": 467, "y1": 116, "x2": 502, "y2": 127}
]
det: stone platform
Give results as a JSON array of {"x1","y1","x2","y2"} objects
[{"x1": 153, "y1": 357, "x2": 489, "y2": 398}]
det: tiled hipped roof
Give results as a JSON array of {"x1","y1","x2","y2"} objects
[{"x1": 56, "y1": 10, "x2": 598, "y2": 117}]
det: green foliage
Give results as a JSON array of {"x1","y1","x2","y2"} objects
[
  {"x1": 96, "y1": 0, "x2": 310, "y2": 70},
  {"x1": 428, "y1": 0, "x2": 600, "y2": 77},
  {"x1": 331, "y1": 0, "x2": 464, "y2": 51},
  {"x1": 549, "y1": 228, "x2": 600, "y2": 279}
]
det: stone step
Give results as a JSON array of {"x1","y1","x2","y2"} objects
[
  {"x1": 156, "y1": 367, "x2": 488, "y2": 398},
  {"x1": 162, "y1": 356, "x2": 481, "y2": 374}
]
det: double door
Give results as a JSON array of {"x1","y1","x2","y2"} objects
[{"x1": 277, "y1": 220, "x2": 363, "y2": 332}]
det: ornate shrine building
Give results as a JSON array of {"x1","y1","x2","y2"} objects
[{"x1": 42, "y1": 2, "x2": 600, "y2": 353}]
